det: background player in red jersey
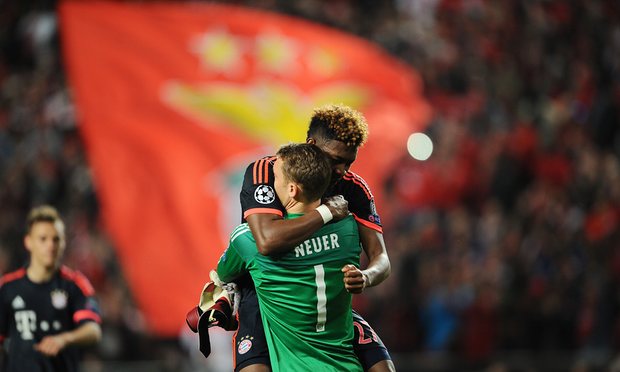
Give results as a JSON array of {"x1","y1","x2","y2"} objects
[
  {"x1": 0, "y1": 205, "x2": 102, "y2": 372},
  {"x1": 212, "y1": 104, "x2": 394, "y2": 372}
]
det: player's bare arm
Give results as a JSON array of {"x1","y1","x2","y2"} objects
[
  {"x1": 247, "y1": 195, "x2": 348, "y2": 256},
  {"x1": 343, "y1": 224, "x2": 391, "y2": 294}
]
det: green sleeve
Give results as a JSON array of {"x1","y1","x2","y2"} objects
[{"x1": 216, "y1": 243, "x2": 247, "y2": 283}]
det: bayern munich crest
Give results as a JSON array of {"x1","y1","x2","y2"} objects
[
  {"x1": 51, "y1": 289, "x2": 68, "y2": 310},
  {"x1": 237, "y1": 335, "x2": 253, "y2": 354},
  {"x1": 254, "y1": 185, "x2": 275, "y2": 204}
]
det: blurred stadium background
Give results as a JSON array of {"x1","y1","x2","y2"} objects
[{"x1": 1, "y1": 1, "x2": 619, "y2": 371}]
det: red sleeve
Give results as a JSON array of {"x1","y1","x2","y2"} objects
[{"x1": 61, "y1": 266, "x2": 102, "y2": 324}]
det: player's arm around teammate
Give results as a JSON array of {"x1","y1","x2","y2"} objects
[
  {"x1": 245, "y1": 196, "x2": 348, "y2": 256},
  {"x1": 342, "y1": 226, "x2": 391, "y2": 293}
]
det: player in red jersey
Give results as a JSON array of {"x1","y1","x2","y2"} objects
[{"x1": 0, "y1": 206, "x2": 101, "y2": 372}]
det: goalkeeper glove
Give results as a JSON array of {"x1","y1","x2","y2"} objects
[{"x1": 185, "y1": 280, "x2": 238, "y2": 333}]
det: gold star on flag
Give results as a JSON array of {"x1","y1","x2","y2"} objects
[
  {"x1": 255, "y1": 33, "x2": 298, "y2": 75},
  {"x1": 308, "y1": 47, "x2": 342, "y2": 77},
  {"x1": 191, "y1": 30, "x2": 244, "y2": 74}
]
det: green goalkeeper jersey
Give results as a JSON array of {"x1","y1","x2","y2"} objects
[{"x1": 217, "y1": 214, "x2": 362, "y2": 372}]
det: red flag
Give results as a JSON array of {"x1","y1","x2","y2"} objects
[{"x1": 60, "y1": 1, "x2": 431, "y2": 336}]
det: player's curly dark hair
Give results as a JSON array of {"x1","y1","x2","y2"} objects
[
  {"x1": 276, "y1": 143, "x2": 331, "y2": 203},
  {"x1": 306, "y1": 104, "x2": 369, "y2": 148}
]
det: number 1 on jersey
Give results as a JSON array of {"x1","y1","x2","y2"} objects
[{"x1": 314, "y1": 264, "x2": 326, "y2": 332}]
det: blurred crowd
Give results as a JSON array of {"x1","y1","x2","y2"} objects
[
  {"x1": 359, "y1": 0, "x2": 620, "y2": 370},
  {"x1": 0, "y1": 0, "x2": 170, "y2": 368},
  {"x1": 1, "y1": 0, "x2": 619, "y2": 371}
]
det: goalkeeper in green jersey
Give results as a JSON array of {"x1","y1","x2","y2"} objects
[{"x1": 216, "y1": 143, "x2": 363, "y2": 372}]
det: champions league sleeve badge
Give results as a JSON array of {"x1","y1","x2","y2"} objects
[
  {"x1": 254, "y1": 185, "x2": 275, "y2": 204},
  {"x1": 368, "y1": 200, "x2": 381, "y2": 224},
  {"x1": 51, "y1": 289, "x2": 68, "y2": 309}
]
